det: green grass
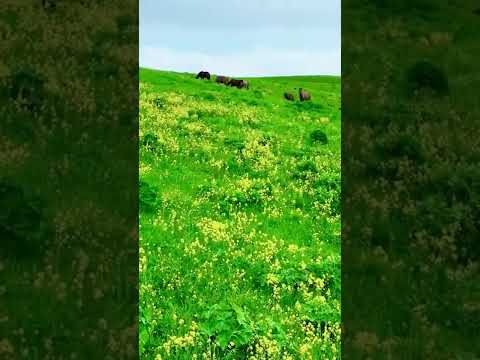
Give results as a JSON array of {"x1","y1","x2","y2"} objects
[{"x1": 139, "y1": 68, "x2": 341, "y2": 359}]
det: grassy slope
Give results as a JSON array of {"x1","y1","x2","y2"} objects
[{"x1": 139, "y1": 68, "x2": 341, "y2": 359}]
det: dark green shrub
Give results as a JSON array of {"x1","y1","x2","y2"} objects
[
  {"x1": 381, "y1": 135, "x2": 424, "y2": 162},
  {"x1": 233, "y1": 182, "x2": 272, "y2": 207},
  {"x1": 217, "y1": 181, "x2": 273, "y2": 214},
  {"x1": 139, "y1": 180, "x2": 158, "y2": 212},
  {"x1": 406, "y1": 61, "x2": 449, "y2": 96},
  {"x1": 141, "y1": 133, "x2": 158, "y2": 151},
  {"x1": 293, "y1": 160, "x2": 317, "y2": 179},
  {"x1": 154, "y1": 97, "x2": 166, "y2": 109},
  {"x1": 8, "y1": 70, "x2": 46, "y2": 111},
  {"x1": 297, "y1": 160, "x2": 317, "y2": 173},
  {"x1": 200, "y1": 303, "x2": 255, "y2": 351},
  {"x1": 0, "y1": 180, "x2": 49, "y2": 258},
  {"x1": 310, "y1": 129, "x2": 328, "y2": 145}
]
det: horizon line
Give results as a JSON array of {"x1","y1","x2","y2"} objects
[{"x1": 140, "y1": 67, "x2": 341, "y2": 79}]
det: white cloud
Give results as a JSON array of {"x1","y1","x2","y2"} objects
[
  {"x1": 140, "y1": 46, "x2": 340, "y2": 77},
  {"x1": 141, "y1": 0, "x2": 340, "y2": 30}
]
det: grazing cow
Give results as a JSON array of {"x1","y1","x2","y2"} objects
[
  {"x1": 196, "y1": 71, "x2": 211, "y2": 80},
  {"x1": 216, "y1": 75, "x2": 230, "y2": 85},
  {"x1": 228, "y1": 79, "x2": 248, "y2": 89},
  {"x1": 284, "y1": 92, "x2": 294, "y2": 101},
  {"x1": 299, "y1": 88, "x2": 311, "y2": 102},
  {"x1": 228, "y1": 78, "x2": 242, "y2": 88}
]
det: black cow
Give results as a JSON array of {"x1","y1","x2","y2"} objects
[{"x1": 196, "y1": 71, "x2": 211, "y2": 80}]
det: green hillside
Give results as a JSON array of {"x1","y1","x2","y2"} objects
[{"x1": 139, "y1": 68, "x2": 341, "y2": 359}]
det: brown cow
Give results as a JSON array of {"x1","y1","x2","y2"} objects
[
  {"x1": 299, "y1": 88, "x2": 311, "y2": 101},
  {"x1": 228, "y1": 79, "x2": 248, "y2": 89},
  {"x1": 228, "y1": 79, "x2": 242, "y2": 88},
  {"x1": 284, "y1": 92, "x2": 294, "y2": 101},
  {"x1": 216, "y1": 75, "x2": 230, "y2": 85},
  {"x1": 196, "y1": 71, "x2": 211, "y2": 80}
]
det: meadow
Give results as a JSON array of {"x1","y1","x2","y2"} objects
[{"x1": 139, "y1": 68, "x2": 341, "y2": 359}]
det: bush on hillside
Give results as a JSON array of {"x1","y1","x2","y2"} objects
[
  {"x1": 293, "y1": 160, "x2": 318, "y2": 180},
  {"x1": 7, "y1": 70, "x2": 46, "y2": 112},
  {"x1": 141, "y1": 133, "x2": 159, "y2": 152},
  {"x1": 139, "y1": 180, "x2": 158, "y2": 212},
  {"x1": 310, "y1": 129, "x2": 328, "y2": 145},
  {"x1": 406, "y1": 60, "x2": 449, "y2": 96},
  {"x1": 0, "y1": 180, "x2": 49, "y2": 258}
]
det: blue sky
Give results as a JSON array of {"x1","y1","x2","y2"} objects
[{"x1": 140, "y1": 0, "x2": 341, "y2": 77}]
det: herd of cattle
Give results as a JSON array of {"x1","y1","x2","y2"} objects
[
  {"x1": 196, "y1": 71, "x2": 311, "y2": 102},
  {"x1": 196, "y1": 71, "x2": 249, "y2": 90}
]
